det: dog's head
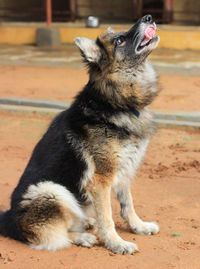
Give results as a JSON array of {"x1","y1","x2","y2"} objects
[
  {"x1": 75, "y1": 15, "x2": 159, "y2": 73},
  {"x1": 75, "y1": 15, "x2": 160, "y2": 109}
]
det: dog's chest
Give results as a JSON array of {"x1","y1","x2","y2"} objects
[{"x1": 113, "y1": 138, "x2": 149, "y2": 186}]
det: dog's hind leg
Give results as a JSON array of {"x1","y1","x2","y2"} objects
[
  {"x1": 113, "y1": 182, "x2": 159, "y2": 235},
  {"x1": 68, "y1": 232, "x2": 97, "y2": 247},
  {"x1": 68, "y1": 204, "x2": 97, "y2": 247},
  {"x1": 17, "y1": 181, "x2": 89, "y2": 251},
  {"x1": 82, "y1": 203, "x2": 96, "y2": 230},
  {"x1": 87, "y1": 176, "x2": 138, "y2": 255}
]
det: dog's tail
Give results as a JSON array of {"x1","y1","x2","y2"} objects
[{"x1": 0, "y1": 210, "x2": 24, "y2": 242}]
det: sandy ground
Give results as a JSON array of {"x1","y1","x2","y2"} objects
[
  {"x1": 0, "y1": 65, "x2": 200, "y2": 111},
  {"x1": 0, "y1": 112, "x2": 200, "y2": 269},
  {"x1": 0, "y1": 51, "x2": 200, "y2": 268}
]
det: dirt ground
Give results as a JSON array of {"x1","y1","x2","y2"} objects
[
  {"x1": 0, "y1": 65, "x2": 200, "y2": 111},
  {"x1": 0, "y1": 60, "x2": 200, "y2": 268},
  {"x1": 0, "y1": 112, "x2": 200, "y2": 269}
]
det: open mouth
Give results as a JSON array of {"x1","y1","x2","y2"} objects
[{"x1": 136, "y1": 24, "x2": 159, "y2": 52}]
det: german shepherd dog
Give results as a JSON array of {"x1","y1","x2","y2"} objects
[{"x1": 0, "y1": 15, "x2": 160, "y2": 254}]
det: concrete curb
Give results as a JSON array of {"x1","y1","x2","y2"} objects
[
  {"x1": 0, "y1": 97, "x2": 70, "y2": 110},
  {"x1": 0, "y1": 97, "x2": 199, "y2": 129},
  {"x1": 0, "y1": 104, "x2": 62, "y2": 118},
  {"x1": 152, "y1": 110, "x2": 200, "y2": 124}
]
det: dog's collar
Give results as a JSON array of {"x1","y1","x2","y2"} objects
[{"x1": 129, "y1": 106, "x2": 140, "y2": 118}]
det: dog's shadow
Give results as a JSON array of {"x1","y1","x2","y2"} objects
[{"x1": 115, "y1": 222, "x2": 133, "y2": 234}]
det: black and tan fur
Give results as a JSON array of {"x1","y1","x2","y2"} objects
[{"x1": 0, "y1": 15, "x2": 160, "y2": 254}]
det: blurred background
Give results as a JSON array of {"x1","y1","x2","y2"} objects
[
  {"x1": 0, "y1": 0, "x2": 199, "y2": 108},
  {"x1": 0, "y1": 0, "x2": 200, "y2": 24}
]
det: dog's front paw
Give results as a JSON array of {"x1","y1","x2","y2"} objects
[
  {"x1": 106, "y1": 239, "x2": 138, "y2": 255},
  {"x1": 132, "y1": 221, "x2": 159, "y2": 235}
]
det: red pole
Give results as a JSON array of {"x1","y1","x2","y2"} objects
[
  {"x1": 70, "y1": 0, "x2": 76, "y2": 21},
  {"x1": 135, "y1": 0, "x2": 143, "y2": 18},
  {"x1": 46, "y1": 0, "x2": 52, "y2": 27}
]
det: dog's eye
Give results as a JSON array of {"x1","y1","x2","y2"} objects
[{"x1": 116, "y1": 36, "x2": 125, "y2": 46}]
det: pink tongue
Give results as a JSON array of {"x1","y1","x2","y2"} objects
[
  {"x1": 140, "y1": 25, "x2": 156, "y2": 46},
  {"x1": 145, "y1": 25, "x2": 156, "y2": 40}
]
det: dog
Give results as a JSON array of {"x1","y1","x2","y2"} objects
[{"x1": 0, "y1": 14, "x2": 160, "y2": 254}]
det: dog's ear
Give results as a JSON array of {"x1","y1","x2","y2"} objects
[{"x1": 74, "y1": 37, "x2": 101, "y2": 63}]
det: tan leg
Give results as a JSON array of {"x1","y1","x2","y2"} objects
[
  {"x1": 88, "y1": 178, "x2": 138, "y2": 254},
  {"x1": 114, "y1": 182, "x2": 159, "y2": 235}
]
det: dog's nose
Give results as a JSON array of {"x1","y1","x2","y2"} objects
[{"x1": 143, "y1": 14, "x2": 153, "y2": 23}]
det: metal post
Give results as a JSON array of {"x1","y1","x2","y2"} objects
[
  {"x1": 70, "y1": 0, "x2": 76, "y2": 21},
  {"x1": 133, "y1": 0, "x2": 143, "y2": 19},
  {"x1": 138, "y1": 0, "x2": 143, "y2": 18},
  {"x1": 46, "y1": 0, "x2": 52, "y2": 27},
  {"x1": 164, "y1": 0, "x2": 174, "y2": 23}
]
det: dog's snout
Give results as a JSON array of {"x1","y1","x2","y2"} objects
[{"x1": 143, "y1": 14, "x2": 153, "y2": 23}]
